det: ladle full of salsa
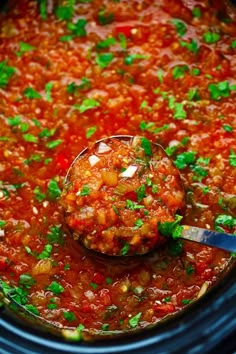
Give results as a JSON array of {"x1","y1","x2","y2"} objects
[{"x1": 61, "y1": 136, "x2": 236, "y2": 256}]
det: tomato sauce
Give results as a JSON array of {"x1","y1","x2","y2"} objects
[{"x1": 0, "y1": 0, "x2": 235, "y2": 340}]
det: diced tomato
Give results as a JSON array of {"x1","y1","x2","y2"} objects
[
  {"x1": 195, "y1": 261, "x2": 208, "y2": 275},
  {"x1": 153, "y1": 303, "x2": 175, "y2": 314},
  {"x1": 0, "y1": 256, "x2": 8, "y2": 271},
  {"x1": 115, "y1": 25, "x2": 133, "y2": 37},
  {"x1": 93, "y1": 272, "x2": 105, "y2": 285},
  {"x1": 55, "y1": 152, "x2": 71, "y2": 170}
]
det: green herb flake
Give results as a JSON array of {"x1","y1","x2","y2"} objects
[
  {"x1": 133, "y1": 219, "x2": 144, "y2": 230},
  {"x1": 63, "y1": 311, "x2": 77, "y2": 322},
  {"x1": 46, "y1": 139, "x2": 63, "y2": 149},
  {"x1": 98, "y1": 10, "x2": 114, "y2": 25},
  {"x1": 47, "y1": 225, "x2": 64, "y2": 245},
  {"x1": 34, "y1": 186, "x2": 46, "y2": 202},
  {"x1": 136, "y1": 184, "x2": 146, "y2": 202},
  {"x1": 19, "y1": 274, "x2": 36, "y2": 288},
  {"x1": 180, "y1": 39, "x2": 199, "y2": 54},
  {"x1": 120, "y1": 242, "x2": 130, "y2": 255},
  {"x1": 229, "y1": 149, "x2": 236, "y2": 167},
  {"x1": 16, "y1": 42, "x2": 35, "y2": 57},
  {"x1": 25, "y1": 304, "x2": 40, "y2": 316},
  {"x1": 215, "y1": 214, "x2": 236, "y2": 231},
  {"x1": 172, "y1": 19, "x2": 187, "y2": 37},
  {"x1": 96, "y1": 53, "x2": 114, "y2": 69},
  {"x1": 23, "y1": 134, "x2": 38, "y2": 143},
  {"x1": 124, "y1": 53, "x2": 147, "y2": 65},
  {"x1": 173, "y1": 102, "x2": 187, "y2": 120},
  {"x1": 45, "y1": 82, "x2": 53, "y2": 102},
  {"x1": 7, "y1": 115, "x2": 21, "y2": 126},
  {"x1": 67, "y1": 19, "x2": 87, "y2": 37},
  {"x1": 96, "y1": 37, "x2": 116, "y2": 49},
  {"x1": 126, "y1": 199, "x2": 144, "y2": 210},
  {"x1": 60, "y1": 35, "x2": 74, "y2": 42},
  {"x1": 157, "y1": 68, "x2": 164, "y2": 84},
  {"x1": 74, "y1": 98, "x2": 100, "y2": 113},
  {"x1": 223, "y1": 124, "x2": 233, "y2": 132},
  {"x1": 112, "y1": 205, "x2": 119, "y2": 215},
  {"x1": 38, "y1": 0, "x2": 47, "y2": 20},
  {"x1": 203, "y1": 31, "x2": 220, "y2": 44},
  {"x1": 86, "y1": 126, "x2": 97, "y2": 138},
  {"x1": 192, "y1": 7, "x2": 202, "y2": 18},
  {"x1": 172, "y1": 65, "x2": 189, "y2": 80},
  {"x1": 158, "y1": 215, "x2": 183, "y2": 239},
  {"x1": 38, "y1": 244, "x2": 52, "y2": 260},
  {"x1": 141, "y1": 137, "x2": 152, "y2": 156},
  {"x1": 119, "y1": 33, "x2": 127, "y2": 50},
  {"x1": 90, "y1": 282, "x2": 98, "y2": 290},
  {"x1": 231, "y1": 40, "x2": 236, "y2": 49},
  {"x1": 186, "y1": 265, "x2": 195, "y2": 275},
  {"x1": 174, "y1": 151, "x2": 196, "y2": 169},
  {"x1": 39, "y1": 127, "x2": 56, "y2": 139},
  {"x1": 129, "y1": 312, "x2": 142, "y2": 328},
  {"x1": 208, "y1": 81, "x2": 232, "y2": 100},
  {"x1": 106, "y1": 277, "x2": 113, "y2": 285},
  {"x1": 0, "y1": 61, "x2": 16, "y2": 88},
  {"x1": 55, "y1": 5, "x2": 74, "y2": 21},
  {"x1": 101, "y1": 323, "x2": 110, "y2": 331},
  {"x1": 47, "y1": 179, "x2": 61, "y2": 199},
  {"x1": 191, "y1": 68, "x2": 201, "y2": 76},
  {"x1": 182, "y1": 299, "x2": 191, "y2": 305},
  {"x1": 47, "y1": 281, "x2": 64, "y2": 295},
  {"x1": 80, "y1": 185, "x2": 90, "y2": 196},
  {"x1": 188, "y1": 88, "x2": 200, "y2": 101},
  {"x1": 23, "y1": 87, "x2": 42, "y2": 99}
]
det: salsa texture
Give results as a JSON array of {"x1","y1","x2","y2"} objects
[
  {"x1": 61, "y1": 136, "x2": 185, "y2": 256},
  {"x1": 0, "y1": 0, "x2": 236, "y2": 341}
]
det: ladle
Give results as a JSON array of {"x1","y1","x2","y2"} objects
[{"x1": 61, "y1": 135, "x2": 236, "y2": 256}]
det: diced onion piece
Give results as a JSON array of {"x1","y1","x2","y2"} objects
[
  {"x1": 101, "y1": 170, "x2": 118, "y2": 186},
  {"x1": 0, "y1": 230, "x2": 5, "y2": 237},
  {"x1": 32, "y1": 259, "x2": 52, "y2": 276},
  {"x1": 119, "y1": 165, "x2": 138, "y2": 178},
  {"x1": 88, "y1": 155, "x2": 100, "y2": 167},
  {"x1": 197, "y1": 282, "x2": 208, "y2": 298},
  {"x1": 97, "y1": 142, "x2": 112, "y2": 154}
]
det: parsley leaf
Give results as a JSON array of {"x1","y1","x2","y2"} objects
[
  {"x1": 37, "y1": 0, "x2": 47, "y2": 20},
  {"x1": 141, "y1": 137, "x2": 152, "y2": 156},
  {"x1": 45, "y1": 82, "x2": 53, "y2": 102},
  {"x1": 23, "y1": 87, "x2": 42, "y2": 99},
  {"x1": 203, "y1": 31, "x2": 220, "y2": 44},
  {"x1": 67, "y1": 19, "x2": 87, "y2": 37},
  {"x1": 97, "y1": 10, "x2": 114, "y2": 25},
  {"x1": 23, "y1": 134, "x2": 38, "y2": 143},
  {"x1": 47, "y1": 281, "x2": 64, "y2": 295},
  {"x1": 16, "y1": 42, "x2": 35, "y2": 57},
  {"x1": 180, "y1": 39, "x2": 199, "y2": 54},
  {"x1": 215, "y1": 214, "x2": 236, "y2": 231},
  {"x1": 86, "y1": 126, "x2": 97, "y2": 138},
  {"x1": 229, "y1": 149, "x2": 236, "y2": 167},
  {"x1": 19, "y1": 274, "x2": 36, "y2": 288},
  {"x1": 0, "y1": 61, "x2": 15, "y2": 88},
  {"x1": 47, "y1": 179, "x2": 61, "y2": 199},
  {"x1": 38, "y1": 244, "x2": 52, "y2": 260},
  {"x1": 129, "y1": 312, "x2": 142, "y2": 328},
  {"x1": 47, "y1": 225, "x2": 64, "y2": 245},
  {"x1": 172, "y1": 65, "x2": 189, "y2": 79},
  {"x1": 120, "y1": 242, "x2": 130, "y2": 255},
  {"x1": 80, "y1": 185, "x2": 90, "y2": 196},
  {"x1": 126, "y1": 199, "x2": 144, "y2": 210},
  {"x1": 96, "y1": 53, "x2": 114, "y2": 68},
  {"x1": 34, "y1": 186, "x2": 46, "y2": 202},
  {"x1": 74, "y1": 98, "x2": 100, "y2": 113},
  {"x1": 136, "y1": 184, "x2": 146, "y2": 202},
  {"x1": 208, "y1": 81, "x2": 231, "y2": 100},
  {"x1": 173, "y1": 102, "x2": 187, "y2": 120},
  {"x1": 55, "y1": 5, "x2": 74, "y2": 21},
  {"x1": 63, "y1": 311, "x2": 77, "y2": 321},
  {"x1": 158, "y1": 215, "x2": 183, "y2": 239},
  {"x1": 174, "y1": 151, "x2": 196, "y2": 169},
  {"x1": 46, "y1": 139, "x2": 63, "y2": 149},
  {"x1": 96, "y1": 37, "x2": 116, "y2": 49},
  {"x1": 172, "y1": 19, "x2": 187, "y2": 37}
]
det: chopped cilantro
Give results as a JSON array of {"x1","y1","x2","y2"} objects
[
  {"x1": 129, "y1": 312, "x2": 142, "y2": 328},
  {"x1": 63, "y1": 311, "x2": 77, "y2": 321},
  {"x1": 215, "y1": 214, "x2": 236, "y2": 231},
  {"x1": 231, "y1": 40, "x2": 236, "y2": 49},
  {"x1": 229, "y1": 149, "x2": 236, "y2": 167},
  {"x1": 90, "y1": 282, "x2": 98, "y2": 290},
  {"x1": 39, "y1": 127, "x2": 55, "y2": 138},
  {"x1": 0, "y1": 61, "x2": 15, "y2": 88},
  {"x1": 158, "y1": 215, "x2": 183, "y2": 239},
  {"x1": 67, "y1": 19, "x2": 87, "y2": 37},
  {"x1": 96, "y1": 37, "x2": 116, "y2": 49},
  {"x1": 16, "y1": 42, "x2": 35, "y2": 57},
  {"x1": 23, "y1": 134, "x2": 38, "y2": 143},
  {"x1": 38, "y1": 244, "x2": 52, "y2": 260},
  {"x1": 55, "y1": 5, "x2": 74, "y2": 21},
  {"x1": 23, "y1": 87, "x2": 42, "y2": 99},
  {"x1": 37, "y1": 0, "x2": 47, "y2": 20},
  {"x1": 174, "y1": 151, "x2": 196, "y2": 169},
  {"x1": 25, "y1": 304, "x2": 40, "y2": 316},
  {"x1": 223, "y1": 124, "x2": 233, "y2": 132},
  {"x1": 86, "y1": 126, "x2": 97, "y2": 138},
  {"x1": 203, "y1": 31, "x2": 220, "y2": 44},
  {"x1": 45, "y1": 82, "x2": 53, "y2": 102},
  {"x1": 182, "y1": 299, "x2": 191, "y2": 305},
  {"x1": 46, "y1": 139, "x2": 62, "y2": 149},
  {"x1": 47, "y1": 281, "x2": 64, "y2": 295},
  {"x1": 188, "y1": 88, "x2": 200, "y2": 101},
  {"x1": 74, "y1": 98, "x2": 100, "y2": 113},
  {"x1": 101, "y1": 323, "x2": 110, "y2": 331},
  {"x1": 97, "y1": 9, "x2": 114, "y2": 25},
  {"x1": 80, "y1": 185, "x2": 90, "y2": 196},
  {"x1": 208, "y1": 81, "x2": 231, "y2": 100},
  {"x1": 124, "y1": 53, "x2": 147, "y2": 65},
  {"x1": 112, "y1": 205, "x2": 119, "y2": 215},
  {"x1": 172, "y1": 19, "x2": 187, "y2": 37},
  {"x1": 120, "y1": 242, "x2": 130, "y2": 255},
  {"x1": 119, "y1": 33, "x2": 127, "y2": 50},
  {"x1": 186, "y1": 265, "x2": 195, "y2": 275},
  {"x1": 172, "y1": 65, "x2": 189, "y2": 80},
  {"x1": 96, "y1": 53, "x2": 114, "y2": 68},
  {"x1": 126, "y1": 199, "x2": 144, "y2": 210},
  {"x1": 141, "y1": 137, "x2": 152, "y2": 156},
  {"x1": 133, "y1": 219, "x2": 144, "y2": 230},
  {"x1": 180, "y1": 39, "x2": 199, "y2": 54},
  {"x1": 60, "y1": 35, "x2": 73, "y2": 42},
  {"x1": 47, "y1": 179, "x2": 61, "y2": 199},
  {"x1": 19, "y1": 274, "x2": 36, "y2": 288},
  {"x1": 105, "y1": 277, "x2": 113, "y2": 285},
  {"x1": 47, "y1": 225, "x2": 64, "y2": 245},
  {"x1": 192, "y1": 7, "x2": 202, "y2": 18},
  {"x1": 0, "y1": 220, "x2": 6, "y2": 227},
  {"x1": 136, "y1": 184, "x2": 146, "y2": 202},
  {"x1": 157, "y1": 68, "x2": 164, "y2": 83},
  {"x1": 34, "y1": 186, "x2": 46, "y2": 202},
  {"x1": 8, "y1": 115, "x2": 21, "y2": 126},
  {"x1": 173, "y1": 102, "x2": 187, "y2": 120},
  {"x1": 168, "y1": 239, "x2": 183, "y2": 256},
  {"x1": 191, "y1": 68, "x2": 201, "y2": 76}
]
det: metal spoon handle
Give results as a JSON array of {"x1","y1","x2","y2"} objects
[{"x1": 181, "y1": 226, "x2": 236, "y2": 253}]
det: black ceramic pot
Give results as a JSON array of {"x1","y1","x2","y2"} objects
[{"x1": 0, "y1": 1, "x2": 236, "y2": 353}]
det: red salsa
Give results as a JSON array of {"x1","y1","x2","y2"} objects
[
  {"x1": 0, "y1": 0, "x2": 235, "y2": 341},
  {"x1": 61, "y1": 136, "x2": 185, "y2": 256}
]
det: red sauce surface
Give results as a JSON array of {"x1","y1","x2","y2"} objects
[
  {"x1": 62, "y1": 136, "x2": 184, "y2": 256},
  {"x1": 0, "y1": 0, "x2": 235, "y2": 340}
]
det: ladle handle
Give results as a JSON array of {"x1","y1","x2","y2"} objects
[{"x1": 181, "y1": 226, "x2": 236, "y2": 253}]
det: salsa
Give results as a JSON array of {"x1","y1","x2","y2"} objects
[
  {"x1": 61, "y1": 136, "x2": 185, "y2": 256},
  {"x1": 0, "y1": 0, "x2": 235, "y2": 341}
]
